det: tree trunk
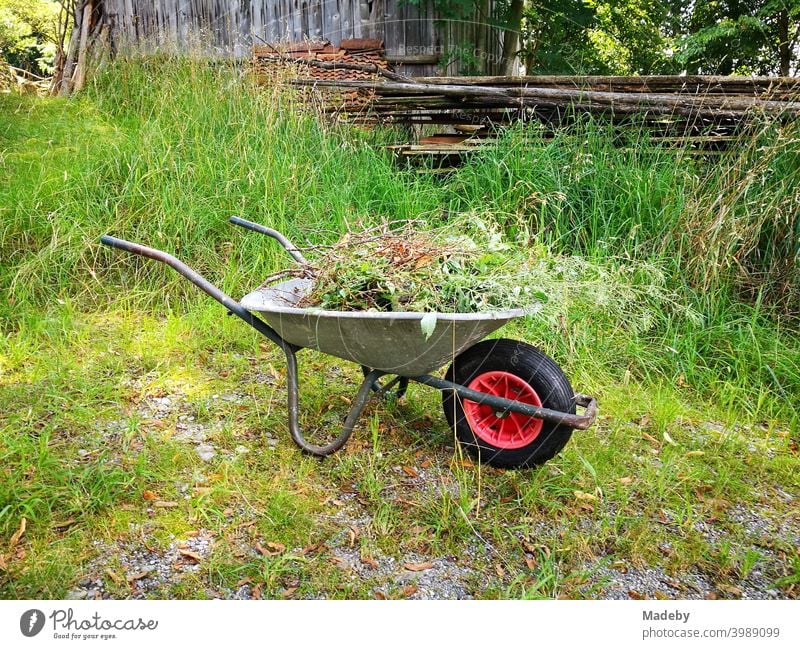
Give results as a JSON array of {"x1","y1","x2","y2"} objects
[
  {"x1": 474, "y1": 0, "x2": 489, "y2": 75},
  {"x1": 778, "y1": 9, "x2": 791, "y2": 77},
  {"x1": 73, "y1": 1, "x2": 94, "y2": 92},
  {"x1": 58, "y1": 3, "x2": 82, "y2": 97},
  {"x1": 500, "y1": 0, "x2": 524, "y2": 76}
]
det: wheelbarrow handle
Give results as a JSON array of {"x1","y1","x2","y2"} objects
[
  {"x1": 228, "y1": 216, "x2": 308, "y2": 265},
  {"x1": 101, "y1": 234, "x2": 367, "y2": 458},
  {"x1": 99, "y1": 235, "x2": 291, "y2": 353}
]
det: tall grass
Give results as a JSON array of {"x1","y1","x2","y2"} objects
[{"x1": 1, "y1": 56, "x2": 798, "y2": 423}]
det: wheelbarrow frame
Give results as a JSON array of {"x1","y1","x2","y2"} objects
[{"x1": 100, "y1": 217, "x2": 597, "y2": 459}]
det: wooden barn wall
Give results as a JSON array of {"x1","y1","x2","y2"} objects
[{"x1": 100, "y1": 0, "x2": 507, "y2": 75}]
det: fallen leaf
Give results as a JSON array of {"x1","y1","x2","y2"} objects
[
  {"x1": 297, "y1": 542, "x2": 326, "y2": 556},
  {"x1": 717, "y1": 584, "x2": 743, "y2": 597},
  {"x1": 641, "y1": 432, "x2": 660, "y2": 445},
  {"x1": 663, "y1": 432, "x2": 677, "y2": 445},
  {"x1": 348, "y1": 526, "x2": 359, "y2": 547},
  {"x1": 618, "y1": 477, "x2": 634, "y2": 485},
  {"x1": 236, "y1": 577, "x2": 253, "y2": 587},
  {"x1": 178, "y1": 549, "x2": 203, "y2": 563},
  {"x1": 420, "y1": 460, "x2": 431, "y2": 469},
  {"x1": 281, "y1": 586, "x2": 298, "y2": 599},
  {"x1": 524, "y1": 556, "x2": 537, "y2": 570},
  {"x1": 251, "y1": 583, "x2": 263, "y2": 600},
  {"x1": 142, "y1": 490, "x2": 158, "y2": 501},
  {"x1": 256, "y1": 542, "x2": 285, "y2": 557},
  {"x1": 495, "y1": 563, "x2": 505, "y2": 578},
  {"x1": 192, "y1": 487, "x2": 212, "y2": 496},
  {"x1": 522, "y1": 541, "x2": 551, "y2": 559},
  {"x1": 52, "y1": 519, "x2": 77, "y2": 531},
  {"x1": 627, "y1": 590, "x2": 646, "y2": 600},
  {"x1": 9, "y1": 518, "x2": 26, "y2": 548},
  {"x1": 573, "y1": 490, "x2": 598, "y2": 502},
  {"x1": 374, "y1": 590, "x2": 387, "y2": 600},
  {"x1": 401, "y1": 585, "x2": 418, "y2": 598},
  {"x1": 654, "y1": 590, "x2": 670, "y2": 600},
  {"x1": 153, "y1": 501, "x2": 178, "y2": 508},
  {"x1": 361, "y1": 556, "x2": 379, "y2": 569},
  {"x1": 402, "y1": 466, "x2": 419, "y2": 478},
  {"x1": 404, "y1": 561, "x2": 434, "y2": 572},
  {"x1": 685, "y1": 450, "x2": 705, "y2": 457},
  {"x1": 105, "y1": 569, "x2": 123, "y2": 584},
  {"x1": 703, "y1": 497, "x2": 730, "y2": 511},
  {"x1": 330, "y1": 556, "x2": 349, "y2": 569},
  {"x1": 126, "y1": 569, "x2": 152, "y2": 582}
]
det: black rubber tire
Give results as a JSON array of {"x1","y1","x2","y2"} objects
[
  {"x1": 442, "y1": 338, "x2": 575, "y2": 469},
  {"x1": 361, "y1": 366, "x2": 408, "y2": 400}
]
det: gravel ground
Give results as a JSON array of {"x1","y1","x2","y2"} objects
[
  {"x1": 75, "y1": 390, "x2": 797, "y2": 600},
  {"x1": 69, "y1": 530, "x2": 215, "y2": 600}
]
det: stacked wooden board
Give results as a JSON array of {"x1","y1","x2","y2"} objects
[
  {"x1": 345, "y1": 76, "x2": 800, "y2": 160},
  {"x1": 292, "y1": 75, "x2": 800, "y2": 123},
  {"x1": 252, "y1": 49, "x2": 800, "y2": 160}
]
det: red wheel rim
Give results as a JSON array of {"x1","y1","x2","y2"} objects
[{"x1": 463, "y1": 371, "x2": 543, "y2": 450}]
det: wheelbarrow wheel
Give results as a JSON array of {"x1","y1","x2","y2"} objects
[
  {"x1": 361, "y1": 366, "x2": 408, "y2": 400},
  {"x1": 442, "y1": 339, "x2": 575, "y2": 469}
]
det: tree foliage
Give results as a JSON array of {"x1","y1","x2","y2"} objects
[
  {"x1": 0, "y1": 0, "x2": 60, "y2": 74},
  {"x1": 428, "y1": 0, "x2": 800, "y2": 76},
  {"x1": 520, "y1": 0, "x2": 800, "y2": 75},
  {"x1": 677, "y1": 1, "x2": 800, "y2": 75}
]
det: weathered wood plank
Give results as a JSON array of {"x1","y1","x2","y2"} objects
[{"x1": 98, "y1": 0, "x2": 508, "y2": 73}]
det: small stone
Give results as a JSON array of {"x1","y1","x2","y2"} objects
[
  {"x1": 196, "y1": 444, "x2": 216, "y2": 462},
  {"x1": 66, "y1": 588, "x2": 88, "y2": 600}
]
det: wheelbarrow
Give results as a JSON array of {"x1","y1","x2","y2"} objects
[{"x1": 100, "y1": 217, "x2": 597, "y2": 469}]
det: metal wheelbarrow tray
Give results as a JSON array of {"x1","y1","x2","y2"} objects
[{"x1": 101, "y1": 217, "x2": 598, "y2": 469}]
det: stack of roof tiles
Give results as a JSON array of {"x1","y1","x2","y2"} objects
[{"x1": 253, "y1": 39, "x2": 389, "y2": 111}]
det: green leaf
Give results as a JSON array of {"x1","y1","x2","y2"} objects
[{"x1": 420, "y1": 312, "x2": 437, "y2": 340}]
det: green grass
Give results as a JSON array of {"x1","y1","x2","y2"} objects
[{"x1": 0, "y1": 57, "x2": 798, "y2": 599}]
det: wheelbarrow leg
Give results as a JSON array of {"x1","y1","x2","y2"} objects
[{"x1": 284, "y1": 349, "x2": 384, "y2": 456}]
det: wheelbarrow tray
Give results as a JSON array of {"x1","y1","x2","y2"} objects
[{"x1": 240, "y1": 278, "x2": 525, "y2": 376}]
